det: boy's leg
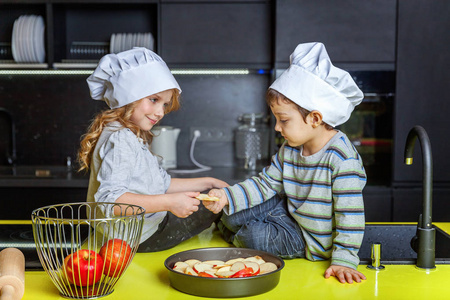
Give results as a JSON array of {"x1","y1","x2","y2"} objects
[
  {"x1": 137, "y1": 202, "x2": 220, "y2": 252},
  {"x1": 219, "y1": 195, "x2": 305, "y2": 258}
]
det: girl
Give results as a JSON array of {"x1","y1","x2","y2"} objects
[{"x1": 78, "y1": 47, "x2": 228, "y2": 252}]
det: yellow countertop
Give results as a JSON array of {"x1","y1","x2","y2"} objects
[{"x1": 20, "y1": 223, "x2": 450, "y2": 300}]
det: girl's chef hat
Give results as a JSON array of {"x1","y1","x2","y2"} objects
[
  {"x1": 87, "y1": 47, "x2": 181, "y2": 109},
  {"x1": 269, "y1": 42, "x2": 363, "y2": 127}
]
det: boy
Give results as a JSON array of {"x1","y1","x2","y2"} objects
[{"x1": 204, "y1": 42, "x2": 367, "y2": 284}]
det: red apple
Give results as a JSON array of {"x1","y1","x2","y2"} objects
[
  {"x1": 99, "y1": 239, "x2": 132, "y2": 278},
  {"x1": 63, "y1": 249, "x2": 104, "y2": 286}
]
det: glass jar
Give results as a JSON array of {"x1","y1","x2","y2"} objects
[{"x1": 235, "y1": 113, "x2": 270, "y2": 170}]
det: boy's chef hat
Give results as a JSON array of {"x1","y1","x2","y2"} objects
[
  {"x1": 87, "y1": 47, "x2": 181, "y2": 109},
  {"x1": 269, "y1": 42, "x2": 363, "y2": 127}
]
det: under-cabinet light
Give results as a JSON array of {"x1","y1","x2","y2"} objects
[
  {"x1": 0, "y1": 70, "x2": 93, "y2": 75},
  {"x1": 0, "y1": 68, "x2": 263, "y2": 76},
  {"x1": 171, "y1": 69, "x2": 250, "y2": 75}
]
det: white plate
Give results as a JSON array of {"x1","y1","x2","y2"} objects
[
  {"x1": 31, "y1": 16, "x2": 39, "y2": 62},
  {"x1": 125, "y1": 33, "x2": 132, "y2": 51},
  {"x1": 11, "y1": 18, "x2": 20, "y2": 62},
  {"x1": 110, "y1": 33, "x2": 115, "y2": 53},
  {"x1": 25, "y1": 16, "x2": 37, "y2": 62},
  {"x1": 20, "y1": 15, "x2": 30, "y2": 62},
  {"x1": 137, "y1": 33, "x2": 143, "y2": 47},
  {"x1": 120, "y1": 33, "x2": 126, "y2": 52},
  {"x1": 17, "y1": 16, "x2": 26, "y2": 62},
  {"x1": 115, "y1": 33, "x2": 121, "y2": 52},
  {"x1": 36, "y1": 16, "x2": 45, "y2": 63}
]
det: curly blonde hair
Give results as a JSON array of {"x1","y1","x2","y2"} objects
[{"x1": 78, "y1": 89, "x2": 180, "y2": 172}]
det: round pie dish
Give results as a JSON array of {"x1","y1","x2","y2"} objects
[{"x1": 164, "y1": 247, "x2": 285, "y2": 298}]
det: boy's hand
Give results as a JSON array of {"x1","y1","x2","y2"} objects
[
  {"x1": 324, "y1": 265, "x2": 366, "y2": 284},
  {"x1": 203, "y1": 189, "x2": 228, "y2": 214}
]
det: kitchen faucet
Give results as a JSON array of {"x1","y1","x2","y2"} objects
[
  {"x1": 404, "y1": 125, "x2": 435, "y2": 270},
  {"x1": 0, "y1": 107, "x2": 17, "y2": 166}
]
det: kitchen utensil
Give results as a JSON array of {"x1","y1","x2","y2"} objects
[
  {"x1": 151, "y1": 126, "x2": 180, "y2": 169},
  {"x1": 164, "y1": 247, "x2": 284, "y2": 298},
  {"x1": 235, "y1": 113, "x2": 270, "y2": 170},
  {"x1": 31, "y1": 202, "x2": 145, "y2": 299},
  {"x1": 0, "y1": 248, "x2": 25, "y2": 300}
]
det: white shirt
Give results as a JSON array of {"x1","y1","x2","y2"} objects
[{"x1": 86, "y1": 122, "x2": 171, "y2": 243}]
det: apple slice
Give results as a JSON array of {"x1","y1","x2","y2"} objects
[
  {"x1": 173, "y1": 261, "x2": 189, "y2": 273},
  {"x1": 230, "y1": 261, "x2": 246, "y2": 273},
  {"x1": 203, "y1": 260, "x2": 225, "y2": 268},
  {"x1": 243, "y1": 255, "x2": 265, "y2": 265},
  {"x1": 193, "y1": 262, "x2": 215, "y2": 273},
  {"x1": 225, "y1": 258, "x2": 244, "y2": 265},
  {"x1": 259, "y1": 262, "x2": 278, "y2": 274},
  {"x1": 185, "y1": 266, "x2": 198, "y2": 276},
  {"x1": 215, "y1": 265, "x2": 234, "y2": 278},
  {"x1": 244, "y1": 261, "x2": 260, "y2": 275},
  {"x1": 230, "y1": 267, "x2": 254, "y2": 278},
  {"x1": 198, "y1": 270, "x2": 218, "y2": 278},
  {"x1": 184, "y1": 259, "x2": 201, "y2": 267}
]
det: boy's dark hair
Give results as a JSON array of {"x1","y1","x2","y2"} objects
[{"x1": 266, "y1": 89, "x2": 334, "y2": 130}]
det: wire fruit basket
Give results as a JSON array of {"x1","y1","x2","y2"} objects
[{"x1": 31, "y1": 202, "x2": 145, "y2": 299}]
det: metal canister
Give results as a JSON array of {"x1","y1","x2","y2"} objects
[{"x1": 235, "y1": 113, "x2": 269, "y2": 170}]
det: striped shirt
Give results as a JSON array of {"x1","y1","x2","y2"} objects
[{"x1": 224, "y1": 131, "x2": 366, "y2": 269}]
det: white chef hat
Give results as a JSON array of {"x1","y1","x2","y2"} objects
[
  {"x1": 269, "y1": 42, "x2": 363, "y2": 127},
  {"x1": 87, "y1": 47, "x2": 181, "y2": 109}
]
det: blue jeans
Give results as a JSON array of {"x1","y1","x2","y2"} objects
[{"x1": 218, "y1": 195, "x2": 306, "y2": 259}]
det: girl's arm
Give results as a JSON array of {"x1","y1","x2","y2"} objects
[
  {"x1": 115, "y1": 191, "x2": 201, "y2": 218},
  {"x1": 166, "y1": 177, "x2": 229, "y2": 194}
]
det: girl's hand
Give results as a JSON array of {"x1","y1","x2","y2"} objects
[
  {"x1": 203, "y1": 189, "x2": 228, "y2": 214},
  {"x1": 168, "y1": 192, "x2": 201, "y2": 218},
  {"x1": 209, "y1": 178, "x2": 229, "y2": 189},
  {"x1": 324, "y1": 265, "x2": 367, "y2": 284}
]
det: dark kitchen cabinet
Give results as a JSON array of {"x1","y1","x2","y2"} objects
[
  {"x1": 393, "y1": 0, "x2": 450, "y2": 184},
  {"x1": 160, "y1": 1, "x2": 273, "y2": 68},
  {"x1": 363, "y1": 186, "x2": 392, "y2": 222},
  {"x1": 0, "y1": 1, "x2": 158, "y2": 68},
  {"x1": 275, "y1": 0, "x2": 396, "y2": 69},
  {"x1": 392, "y1": 188, "x2": 450, "y2": 222},
  {"x1": 51, "y1": 2, "x2": 158, "y2": 66}
]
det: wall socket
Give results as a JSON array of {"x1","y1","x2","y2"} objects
[{"x1": 190, "y1": 127, "x2": 233, "y2": 142}]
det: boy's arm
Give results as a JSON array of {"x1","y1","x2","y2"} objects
[
  {"x1": 330, "y1": 158, "x2": 366, "y2": 270},
  {"x1": 223, "y1": 147, "x2": 286, "y2": 215},
  {"x1": 206, "y1": 146, "x2": 286, "y2": 215}
]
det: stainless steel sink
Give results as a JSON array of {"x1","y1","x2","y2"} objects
[{"x1": 359, "y1": 224, "x2": 450, "y2": 265}]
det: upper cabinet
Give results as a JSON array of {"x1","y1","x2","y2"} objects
[
  {"x1": 393, "y1": 0, "x2": 450, "y2": 184},
  {"x1": 51, "y1": 2, "x2": 158, "y2": 66},
  {"x1": 1, "y1": 1, "x2": 399, "y2": 70},
  {"x1": 160, "y1": 1, "x2": 273, "y2": 68},
  {"x1": 275, "y1": 0, "x2": 397, "y2": 69},
  {"x1": 0, "y1": 1, "x2": 158, "y2": 68}
]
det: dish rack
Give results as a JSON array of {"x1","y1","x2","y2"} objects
[{"x1": 31, "y1": 202, "x2": 145, "y2": 299}]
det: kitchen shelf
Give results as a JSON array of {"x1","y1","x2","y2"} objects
[{"x1": 0, "y1": 1, "x2": 158, "y2": 69}]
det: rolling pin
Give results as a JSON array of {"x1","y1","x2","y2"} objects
[{"x1": 0, "y1": 248, "x2": 25, "y2": 300}]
